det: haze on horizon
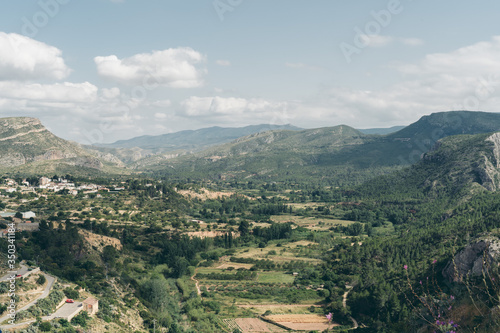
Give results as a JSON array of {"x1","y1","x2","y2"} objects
[{"x1": 0, "y1": 0, "x2": 500, "y2": 144}]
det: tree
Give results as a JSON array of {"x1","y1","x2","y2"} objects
[
  {"x1": 102, "y1": 245, "x2": 118, "y2": 267},
  {"x1": 37, "y1": 274, "x2": 46, "y2": 285},
  {"x1": 238, "y1": 220, "x2": 250, "y2": 237},
  {"x1": 63, "y1": 287, "x2": 79, "y2": 300},
  {"x1": 169, "y1": 322, "x2": 184, "y2": 333}
]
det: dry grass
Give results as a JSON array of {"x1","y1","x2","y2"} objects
[
  {"x1": 266, "y1": 314, "x2": 336, "y2": 331},
  {"x1": 238, "y1": 304, "x2": 322, "y2": 314},
  {"x1": 79, "y1": 229, "x2": 122, "y2": 251},
  {"x1": 271, "y1": 215, "x2": 356, "y2": 231},
  {"x1": 233, "y1": 241, "x2": 322, "y2": 264},
  {"x1": 234, "y1": 318, "x2": 287, "y2": 333}
]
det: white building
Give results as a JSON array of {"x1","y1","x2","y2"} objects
[{"x1": 21, "y1": 211, "x2": 36, "y2": 219}]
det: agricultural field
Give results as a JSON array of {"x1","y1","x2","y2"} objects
[
  {"x1": 265, "y1": 314, "x2": 334, "y2": 331},
  {"x1": 271, "y1": 214, "x2": 356, "y2": 231}
]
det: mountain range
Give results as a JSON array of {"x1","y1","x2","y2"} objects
[{"x1": 1, "y1": 111, "x2": 500, "y2": 187}]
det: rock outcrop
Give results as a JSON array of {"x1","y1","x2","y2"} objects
[
  {"x1": 0, "y1": 117, "x2": 109, "y2": 170},
  {"x1": 443, "y1": 236, "x2": 500, "y2": 282},
  {"x1": 479, "y1": 133, "x2": 500, "y2": 191}
]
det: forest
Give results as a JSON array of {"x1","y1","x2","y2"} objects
[{"x1": 1, "y1": 168, "x2": 500, "y2": 332}]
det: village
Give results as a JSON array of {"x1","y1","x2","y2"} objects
[{"x1": 0, "y1": 176, "x2": 127, "y2": 238}]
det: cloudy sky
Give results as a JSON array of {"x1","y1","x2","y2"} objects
[{"x1": 1, "y1": 0, "x2": 500, "y2": 144}]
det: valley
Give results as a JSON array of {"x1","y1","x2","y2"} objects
[{"x1": 1, "y1": 111, "x2": 500, "y2": 332}]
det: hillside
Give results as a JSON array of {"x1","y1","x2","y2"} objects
[
  {"x1": 359, "y1": 131, "x2": 500, "y2": 199},
  {"x1": 138, "y1": 111, "x2": 500, "y2": 185},
  {"x1": 96, "y1": 123, "x2": 302, "y2": 151},
  {"x1": 357, "y1": 125, "x2": 404, "y2": 135},
  {"x1": 141, "y1": 125, "x2": 385, "y2": 185},
  {"x1": 0, "y1": 117, "x2": 126, "y2": 175}
]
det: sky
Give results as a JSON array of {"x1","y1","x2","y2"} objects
[{"x1": 1, "y1": 0, "x2": 500, "y2": 144}]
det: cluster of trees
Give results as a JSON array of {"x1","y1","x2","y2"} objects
[{"x1": 195, "y1": 270, "x2": 257, "y2": 281}]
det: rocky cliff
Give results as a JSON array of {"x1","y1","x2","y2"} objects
[
  {"x1": 443, "y1": 236, "x2": 500, "y2": 282},
  {"x1": 479, "y1": 133, "x2": 500, "y2": 191},
  {"x1": 0, "y1": 117, "x2": 105, "y2": 170}
]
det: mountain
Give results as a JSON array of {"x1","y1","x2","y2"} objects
[
  {"x1": 96, "y1": 124, "x2": 302, "y2": 151},
  {"x1": 357, "y1": 125, "x2": 405, "y2": 135},
  {"x1": 140, "y1": 125, "x2": 390, "y2": 185},
  {"x1": 139, "y1": 111, "x2": 500, "y2": 185},
  {"x1": 359, "y1": 131, "x2": 500, "y2": 199},
  {"x1": 0, "y1": 117, "x2": 126, "y2": 175}
]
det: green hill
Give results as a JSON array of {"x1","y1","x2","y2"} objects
[
  {"x1": 96, "y1": 123, "x2": 302, "y2": 151},
  {"x1": 138, "y1": 111, "x2": 500, "y2": 185},
  {"x1": 359, "y1": 131, "x2": 500, "y2": 199}
]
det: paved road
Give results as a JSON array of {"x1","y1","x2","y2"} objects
[
  {"x1": 45, "y1": 301, "x2": 83, "y2": 320},
  {"x1": 0, "y1": 273, "x2": 55, "y2": 329},
  {"x1": 0, "y1": 264, "x2": 29, "y2": 282}
]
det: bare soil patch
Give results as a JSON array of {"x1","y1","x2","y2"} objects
[
  {"x1": 234, "y1": 318, "x2": 286, "y2": 333},
  {"x1": 217, "y1": 263, "x2": 254, "y2": 269},
  {"x1": 266, "y1": 314, "x2": 336, "y2": 331},
  {"x1": 186, "y1": 231, "x2": 238, "y2": 238},
  {"x1": 79, "y1": 229, "x2": 122, "y2": 251},
  {"x1": 177, "y1": 188, "x2": 236, "y2": 200}
]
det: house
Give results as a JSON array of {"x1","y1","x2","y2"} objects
[
  {"x1": 21, "y1": 211, "x2": 36, "y2": 219},
  {"x1": 39, "y1": 177, "x2": 50, "y2": 186},
  {"x1": 83, "y1": 297, "x2": 99, "y2": 315}
]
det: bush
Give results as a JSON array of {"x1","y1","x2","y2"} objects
[
  {"x1": 39, "y1": 321, "x2": 52, "y2": 331},
  {"x1": 63, "y1": 287, "x2": 79, "y2": 300},
  {"x1": 71, "y1": 311, "x2": 90, "y2": 327},
  {"x1": 37, "y1": 274, "x2": 47, "y2": 285}
]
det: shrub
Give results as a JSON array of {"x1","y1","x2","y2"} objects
[
  {"x1": 71, "y1": 311, "x2": 90, "y2": 327},
  {"x1": 39, "y1": 321, "x2": 52, "y2": 331},
  {"x1": 63, "y1": 287, "x2": 79, "y2": 300},
  {"x1": 37, "y1": 274, "x2": 47, "y2": 285}
]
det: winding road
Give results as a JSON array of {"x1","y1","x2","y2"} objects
[{"x1": 0, "y1": 271, "x2": 56, "y2": 330}]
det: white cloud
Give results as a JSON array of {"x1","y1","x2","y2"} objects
[
  {"x1": 216, "y1": 60, "x2": 231, "y2": 66},
  {"x1": 180, "y1": 96, "x2": 285, "y2": 117},
  {"x1": 358, "y1": 35, "x2": 423, "y2": 48},
  {"x1": 154, "y1": 112, "x2": 168, "y2": 119},
  {"x1": 397, "y1": 36, "x2": 500, "y2": 77},
  {"x1": 0, "y1": 81, "x2": 97, "y2": 103},
  {"x1": 400, "y1": 37, "x2": 424, "y2": 46},
  {"x1": 151, "y1": 99, "x2": 172, "y2": 108},
  {"x1": 94, "y1": 47, "x2": 206, "y2": 88},
  {"x1": 298, "y1": 36, "x2": 500, "y2": 127},
  {"x1": 101, "y1": 87, "x2": 121, "y2": 100},
  {"x1": 0, "y1": 32, "x2": 71, "y2": 81},
  {"x1": 361, "y1": 35, "x2": 394, "y2": 47}
]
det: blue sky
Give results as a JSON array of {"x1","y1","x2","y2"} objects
[{"x1": 1, "y1": 0, "x2": 500, "y2": 143}]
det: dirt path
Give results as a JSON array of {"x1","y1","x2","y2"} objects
[
  {"x1": 342, "y1": 285, "x2": 358, "y2": 329},
  {"x1": 0, "y1": 128, "x2": 47, "y2": 141},
  {"x1": 191, "y1": 270, "x2": 202, "y2": 298}
]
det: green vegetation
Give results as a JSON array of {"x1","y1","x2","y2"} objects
[{"x1": 3, "y1": 112, "x2": 500, "y2": 332}]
